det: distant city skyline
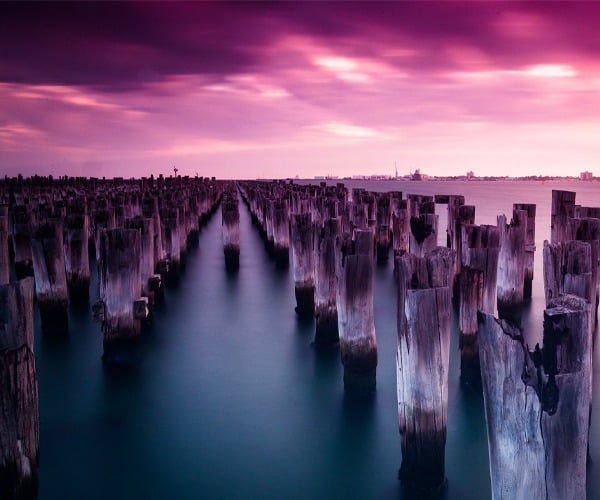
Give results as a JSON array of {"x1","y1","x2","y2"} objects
[{"x1": 1, "y1": 1, "x2": 600, "y2": 179}]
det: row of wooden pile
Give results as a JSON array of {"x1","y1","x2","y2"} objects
[
  {"x1": 236, "y1": 181, "x2": 596, "y2": 498},
  {"x1": 0, "y1": 175, "x2": 224, "y2": 499}
]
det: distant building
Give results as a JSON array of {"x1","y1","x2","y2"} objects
[
  {"x1": 466, "y1": 170, "x2": 475, "y2": 179},
  {"x1": 580, "y1": 171, "x2": 594, "y2": 180}
]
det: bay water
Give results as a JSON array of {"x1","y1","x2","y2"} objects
[{"x1": 37, "y1": 180, "x2": 600, "y2": 499}]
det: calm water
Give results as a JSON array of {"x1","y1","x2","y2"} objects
[{"x1": 37, "y1": 180, "x2": 600, "y2": 499}]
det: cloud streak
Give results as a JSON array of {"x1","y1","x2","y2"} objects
[{"x1": 1, "y1": 1, "x2": 600, "y2": 178}]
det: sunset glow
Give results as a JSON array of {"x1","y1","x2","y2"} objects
[{"x1": 1, "y1": 1, "x2": 600, "y2": 179}]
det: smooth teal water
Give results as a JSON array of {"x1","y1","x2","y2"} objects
[{"x1": 36, "y1": 180, "x2": 600, "y2": 499}]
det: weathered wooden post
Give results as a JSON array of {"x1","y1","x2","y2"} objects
[
  {"x1": 409, "y1": 213, "x2": 438, "y2": 257},
  {"x1": 125, "y1": 217, "x2": 161, "y2": 305},
  {"x1": 314, "y1": 218, "x2": 339, "y2": 346},
  {"x1": 496, "y1": 210, "x2": 527, "y2": 319},
  {"x1": 459, "y1": 224, "x2": 500, "y2": 383},
  {"x1": 375, "y1": 193, "x2": 391, "y2": 262},
  {"x1": 478, "y1": 293, "x2": 591, "y2": 500},
  {"x1": 446, "y1": 195, "x2": 465, "y2": 248},
  {"x1": 30, "y1": 221, "x2": 69, "y2": 333},
  {"x1": 543, "y1": 240, "x2": 593, "y2": 307},
  {"x1": 451, "y1": 205, "x2": 475, "y2": 295},
  {"x1": 221, "y1": 194, "x2": 241, "y2": 271},
  {"x1": 0, "y1": 278, "x2": 38, "y2": 499},
  {"x1": 392, "y1": 200, "x2": 410, "y2": 256},
  {"x1": 514, "y1": 203, "x2": 536, "y2": 298},
  {"x1": 335, "y1": 229, "x2": 377, "y2": 390},
  {"x1": 290, "y1": 212, "x2": 314, "y2": 316},
  {"x1": 396, "y1": 248, "x2": 454, "y2": 494},
  {"x1": 160, "y1": 207, "x2": 181, "y2": 280},
  {"x1": 272, "y1": 198, "x2": 290, "y2": 268},
  {"x1": 94, "y1": 229, "x2": 147, "y2": 363},
  {"x1": 551, "y1": 190, "x2": 576, "y2": 244},
  {"x1": 0, "y1": 207, "x2": 8, "y2": 284},
  {"x1": 63, "y1": 213, "x2": 91, "y2": 303},
  {"x1": 11, "y1": 211, "x2": 33, "y2": 279}
]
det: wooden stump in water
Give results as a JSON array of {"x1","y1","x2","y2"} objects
[
  {"x1": 514, "y1": 203, "x2": 536, "y2": 299},
  {"x1": 314, "y1": 218, "x2": 339, "y2": 346},
  {"x1": 396, "y1": 248, "x2": 454, "y2": 494},
  {"x1": 551, "y1": 189, "x2": 576, "y2": 244},
  {"x1": 543, "y1": 240, "x2": 592, "y2": 307},
  {"x1": 0, "y1": 207, "x2": 9, "y2": 285},
  {"x1": 478, "y1": 294, "x2": 591, "y2": 500},
  {"x1": 446, "y1": 195, "x2": 465, "y2": 248},
  {"x1": 0, "y1": 278, "x2": 38, "y2": 500},
  {"x1": 11, "y1": 211, "x2": 33, "y2": 279},
  {"x1": 459, "y1": 224, "x2": 500, "y2": 384},
  {"x1": 271, "y1": 199, "x2": 290, "y2": 268},
  {"x1": 160, "y1": 207, "x2": 181, "y2": 280},
  {"x1": 30, "y1": 221, "x2": 69, "y2": 333},
  {"x1": 335, "y1": 229, "x2": 377, "y2": 390},
  {"x1": 221, "y1": 193, "x2": 240, "y2": 271},
  {"x1": 392, "y1": 200, "x2": 410, "y2": 256},
  {"x1": 95, "y1": 228, "x2": 146, "y2": 364},
  {"x1": 375, "y1": 193, "x2": 391, "y2": 262},
  {"x1": 125, "y1": 217, "x2": 161, "y2": 305},
  {"x1": 290, "y1": 212, "x2": 314, "y2": 316},
  {"x1": 409, "y1": 213, "x2": 438, "y2": 257},
  {"x1": 64, "y1": 213, "x2": 91, "y2": 303},
  {"x1": 497, "y1": 211, "x2": 527, "y2": 320}
]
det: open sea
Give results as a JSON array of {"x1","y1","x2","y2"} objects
[{"x1": 36, "y1": 179, "x2": 600, "y2": 499}]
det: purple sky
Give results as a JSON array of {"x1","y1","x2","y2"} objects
[{"x1": 2, "y1": 1, "x2": 600, "y2": 179}]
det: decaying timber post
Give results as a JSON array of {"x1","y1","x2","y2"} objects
[
  {"x1": 478, "y1": 294, "x2": 591, "y2": 500},
  {"x1": 513, "y1": 203, "x2": 536, "y2": 299},
  {"x1": 94, "y1": 228, "x2": 147, "y2": 363},
  {"x1": 391, "y1": 200, "x2": 410, "y2": 256},
  {"x1": 496, "y1": 211, "x2": 527, "y2": 319},
  {"x1": 271, "y1": 198, "x2": 290, "y2": 268},
  {"x1": 64, "y1": 213, "x2": 91, "y2": 303},
  {"x1": 290, "y1": 212, "x2": 314, "y2": 316},
  {"x1": 396, "y1": 248, "x2": 454, "y2": 494},
  {"x1": 335, "y1": 229, "x2": 377, "y2": 390},
  {"x1": 550, "y1": 190, "x2": 576, "y2": 244},
  {"x1": 0, "y1": 207, "x2": 9, "y2": 284},
  {"x1": 30, "y1": 221, "x2": 69, "y2": 333},
  {"x1": 125, "y1": 217, "x2": 161, "y2": 305},
  {"x1": 0, "y1": 278, "x2": 38, "y2": 499},
  {"x1": 314, "y1": 218, "x2": 339, "y2": 346},
  {"x1": 409, "y1": 213, "x2": 438, "y2": 257},
  {"x1": 459, "y1": 224, "x2": 500, "y2": 383},
  {"x1": 221, "y1": 193, "x2": 241, "y2": 271},
  {"x1": 375, "y1": 193, "x2": 391, "y2": 262},
  {"x1": 11, "y1": 211, "x2": 33, "y2": 279}
]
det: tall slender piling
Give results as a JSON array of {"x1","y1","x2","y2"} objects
[
  {"x1": 290, "y1": 212, "x2": 314, "y2": 316},
  {"x1": 160, "y1": 207, "x2": 181, "y2": 279},
  {"x1": 221, "y1": 193, "x2": 241, "y2": 271},
  {"x1": 335, "y1": 229, "x2": 377, "y2": 390},
  {"x1": 30, "y1": 221, "x2": 69, "y2": 333},
  {"x1": 0, "y1": 278, "x2": 38, "y2": 499},
  {"x1": 478, "y1": 293, "x2": 591, "y2": 500},
  {"x1": 11, "y1": 210, "x2": 33, "y2": 279},
  {"x1": 396, "y1": 248, "x2": 454, "y2": 493},
  {"x1": 0, "y1": 207, "x2": 9, "y2": 284},
  {"x1": 497, "y1": 211, "x2": 527, "y2": 319},
  {"x1": 314, "y1": 218, "x2": 339, "y2": 346},
  {"x1": 458, "y1": 224, "x2": 500, "y2": 383},
  {"x1": 95, "y1": 228, "x2": 146, "y2": 363},
  {"x1": 375, "y1": 193, "x2": 391, "y2": 262},
  {"x1": 514, "y1": 203, "x2": 536, "y2": 298},
  {"x1": 392, "y1": 200, "x2": 410, "y2": 256},
  {"x1": 63, "y1": 213, "x2": 90, "y2": 302},
  {"x1": 125, "y1": 217, "x2": 161, "y2": 304},
  {"x1": 271, "y1": 198, "x2": 290, "y2": 268},
  {"x1": 551, "y1": 190, "x2": 576, "y2": 244}
]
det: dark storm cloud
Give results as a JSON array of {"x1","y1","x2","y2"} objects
[{"x1": 2, "y1": 1, "x2": 600, "y2": 91}]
